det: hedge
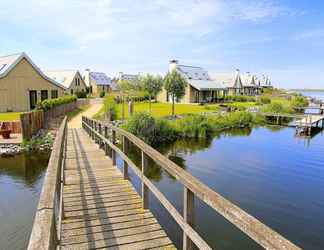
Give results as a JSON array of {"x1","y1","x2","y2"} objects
[{"x1": 37, "y1": 95, "x2": 77, "y2": 111}]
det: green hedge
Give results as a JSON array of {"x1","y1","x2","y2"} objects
[
  {"x1": 37, "y1": 95, "x2": 77, "y2": 111},
  {"x1": 225, "y1": 95, "x2": 256, "y2": 102}
]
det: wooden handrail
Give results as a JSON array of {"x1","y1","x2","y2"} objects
[
  {"x1": 28, "y1": 116, "x2": 67, "y2": 250},
  {"x1": 82, "y1": 116, "x2": 301, "y2": 250}
]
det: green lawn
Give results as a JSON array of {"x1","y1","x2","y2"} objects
[
  {"x1": 67, "y1": 104, "x2": 91, "y2": 120},
  {"x1": 0, "y1": 112, "x2": 23, "y2": 121},
  {"x1": 114, "y1": 102, "x2": 220, "y2": 119}
]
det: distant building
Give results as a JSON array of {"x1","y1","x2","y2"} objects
[
  {"x1": 157, "y1": 60, "x2": 227, "y2": 103},
  {"x1": 258, "y1": 75, "x2": 273, "y2": 90},
  {"x1": 83, "y1": 69, "x2": 111, "y2": 96},
  {"x1": 44, "y1": 70, "x2": 87, "y2": 95},
  {"x1": 117, "y1": 72, "x2": 139, "y2": 82},
  {"x1": 211, "y1": 70, "x2": 243, "y2": 96},
  {"x1": 0, "y1": 52, "x2": 65, "y2": 112},
  {"x1": 240, "y1": 72, "x2": 260, "y2": 95}
]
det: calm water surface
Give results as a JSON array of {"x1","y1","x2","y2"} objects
[
  {"x1": 297, "y1": 90, "x2": 324, "y2": 101},
  {"x1": 0, "y1": 153, "x2": 49, "y2": 250},
  {"x1": 119, "y1": 126, "x2": 324, "y2": 250}
]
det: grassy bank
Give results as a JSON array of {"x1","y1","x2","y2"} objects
[
  {"x1": 122, "y1": 111, "x2": 263, "y2": 145},
  {"x1": 0, "y1": 112, "x2": 23, "y2": 121},
  {"x1": 96, "y1": 102, "x2": 220, "y2": 119},
  {"x1": 67, "y1": 104, "x2": 90, "y2": 120}
]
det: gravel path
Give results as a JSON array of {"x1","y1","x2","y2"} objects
[{"x1": 68, "y1": 103, "x2": 103, "y2": 128}]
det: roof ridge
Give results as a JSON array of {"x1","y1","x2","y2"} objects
[
  {"x1": 178, "y1": 64, "x2": 204, "y2": 69},
  {"x1": 0, "y1": 52, "x2": 24, "y2": 59}
]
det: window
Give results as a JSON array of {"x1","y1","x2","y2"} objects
[
  {"x1": 51, "y1": 90, "x2": 58, "y2": 99},
  {"x1": 71, "y1": 89, "x2": 74, "y2": 95},
  {"x1": 41, "y1": 90, "x2": 48, "y2": 101}
]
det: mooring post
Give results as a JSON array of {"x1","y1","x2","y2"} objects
[
  {"x1": 141, "y1": 151, "x2": 149, "y2": 209},
  {"x1": 123, "y1": 136, "x2": 129, "y2": 179},
  {"x1": 183, "y1": 187, "x2": 195, "y2": 250},
  {"x1": 112, "y1": 130, "x2": 116, "y2": 166}
]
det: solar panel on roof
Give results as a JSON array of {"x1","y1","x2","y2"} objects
[{"x1": 0, "y1": 64, "x2": 7, "y2": 72}]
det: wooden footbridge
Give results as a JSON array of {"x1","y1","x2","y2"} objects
[{"x1": 28, "y1": 116, "x2": 301, "y2": 250}]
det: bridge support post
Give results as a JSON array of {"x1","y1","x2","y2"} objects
[
  {"x1": 141, "y1": 151, "x2": 149, "y2": 209},
  {"x1": 183, "y1": 187, "x2": 195, "y2": 250},
  {"x1": 123, "y1": 136, "x2": 129, "y2": 180},
  {"x1": 112, "y1": 130, "x2": 116, "y2": 166},
  {"x1": 98, "y1": 123, "x2": 102, "y2": 148}
]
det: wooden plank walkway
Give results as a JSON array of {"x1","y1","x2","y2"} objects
[
  {"x1": 60, "y1": 128, "x2": 175, "y2": 250},
  {"x1": 296, "y1": 115, "x2": 324, "y2": 127}
]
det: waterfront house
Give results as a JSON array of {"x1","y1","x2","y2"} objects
[
  {"x1": 83, "y1": 69, "x2": 112, "y2": 95},
  {"x1": 44, "y1": 70, "x2": 87, "y2": 95},
  {"x1": 0, "y1": 52, "x2": 65, "y2": 112},
  {"x1": 211, "y1": 70, "x2": 243, "y2": 96},
  {"x1": 258, "y1": 75, "x2": 273, "y2": 91},
  {"x1": 240, "y1": 72, "x2": 260, "y2": 95},
  {"x1": 157, "y1": 60, "x2": 227, "y2": 103}
]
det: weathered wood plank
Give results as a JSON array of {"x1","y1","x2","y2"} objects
[{"x1": 59, "y1": 128, "x2": 175, "y2": 250}]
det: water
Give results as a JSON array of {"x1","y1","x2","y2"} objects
[
  {"x1": 118, "y1": 126, "x2": 324, "y2": 250},
  {"x1": 0, "y1": 153, "x2": 49, "y2": 250},
  {"x1": 297, "y1": 90, "x2": 324, "y2": 102}
]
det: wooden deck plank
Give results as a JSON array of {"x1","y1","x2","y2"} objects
[{"x1": 61, "y1": 128, "x2": 175, "y2": 249}]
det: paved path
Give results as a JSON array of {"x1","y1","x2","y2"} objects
[
  {"x1": 61, "y1": 128, "x2": 175, "y2": 249},
  {"x1": 68, "y1": 103, "x2": 103, "y2": 128}
]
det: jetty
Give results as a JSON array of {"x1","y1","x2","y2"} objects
[
  {"x1": 295, "y1": 115, "x2": 324, "y2": 136},
  {"x1": 27, "y1": 116, "x2": 301, "y2": 250}
]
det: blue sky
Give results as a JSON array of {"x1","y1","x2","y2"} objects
[{"x1": 1, "y1": 0, "x2": 324, "y2": 88}]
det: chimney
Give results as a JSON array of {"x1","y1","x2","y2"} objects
[
  {"x1": 118, "y1": 72, "x2": 123, "y2": 80},
  {"x1": 169, "y1": 59, "x2": 178, "y2": 72}
]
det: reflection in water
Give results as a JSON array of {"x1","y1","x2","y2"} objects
[
  {"x1": 123, "y1": 126, "x2": 324, "y2": 250},
  {"x1": 0, "y1": 153, "x2": 49, "y2": 250}
]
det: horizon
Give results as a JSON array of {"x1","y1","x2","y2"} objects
[{"x1": 1, "y1": 0, "x2": 324, "y2": 89}]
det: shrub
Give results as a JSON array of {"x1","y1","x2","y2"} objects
[
  {"x1": 103, "y1": 95, "x2": 117, "y2": 121},
  {"x1": 37, "y1": 95, "x2": 77, "y2": 111},
  {"x1": 100, "y1": 91, "x2": 106, "y2": 98},
  {"x1": 261, "y1": 100, "x2": 293, "y2": 114},
  {"x1": 75, "y1": 90, "x2": 87, "y2": 98},
  {"x1": 122, "y1": 112, "x2": 177, "y2": 145},
  {"x1": 225, "y1": 95, "x2": 256, "y2": 102},
  {"x1": 173, "y1": 114, "x2": 213, "y2": 138},
  {"x1": 291, "y1": 95, "x2": 308, "y2": 108},
  {"x1": 258, "y1": 95, "x2": 271, "y2": 104}
]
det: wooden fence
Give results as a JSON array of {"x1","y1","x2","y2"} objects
[
  {"x1": 20, "y1": 110, "x2": 44, "y2": 140},
  {"x1": 0, "y1": 121, "x2": 21, "y2": 133},
  {"x1": 82, "y1": 116, "x2": 301, "y2": 250},
  {"x1": 27, "y1": 117, "x2": 67, "y2": 250}
]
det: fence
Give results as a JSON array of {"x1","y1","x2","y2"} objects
[{"x1": 82, "y1": 116, "x2": 301, "y2": 250}]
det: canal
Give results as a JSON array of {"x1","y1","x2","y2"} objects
[
  {"x1": 120, "y1": 125, "x2": 324, "y2": 250},
  {"x1": 0, "y1": 153, "x2": 49, "y2": 250}
]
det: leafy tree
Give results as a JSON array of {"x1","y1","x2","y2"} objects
[
  {"x1": 140, "y1": 74, "x2": 163, "y2": 111},
  {"x1": 164, "y1": 70, "x2": 187, "y2": 116}
]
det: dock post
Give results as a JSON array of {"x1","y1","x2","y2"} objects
[
  {"x1": 112, "y1": 130, "x2": 116, "y2": 166},
  {"x1": 123, "y1": 136, "x2": 129, "y2": 179},
  {"x1": 183, "y1": 187, "x2": 195, "y2": 250},
  {"x1": 141, "y1": 151, "x2": 149, "y2": 209}
]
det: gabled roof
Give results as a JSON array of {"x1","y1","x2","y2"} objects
[
  {"x1": 44, "y1": 70, "x2": 82, "y2": 89},
  {"x1": 210, "y1": 72, "x2": 242, "y2": 89},
  {"x1": 259, "y1": 75, "x2": 272, "y2": 87},
  {"x1": 90, "y1": 72, "x2": 111, "y2": 86},
  {"x1": 177, "y1": 65, "x2": 209, "y2": 81},
  {"x1": 174, "y1": 63, "x2": 225, "y2": 90},
  {"x1": 189, "y1": 79, "x2": 226, "y2": 90},
  {"x1": 119, "y1": 73, "x2": 139, "y2": 81},
  {"x1": 0, "y1": 52, "x2": 66, "y2": 89},
  {"x1": 240, "y1": 72, "x2": 256, "y2": 87}
]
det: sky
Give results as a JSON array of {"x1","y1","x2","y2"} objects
[{"x1": 1, "y1": 0, "x2": 324, "y2": 89}]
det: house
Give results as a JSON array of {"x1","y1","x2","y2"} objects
[
  {"x1": 117, "y1": 72, "x2": 140, "y2": 82},
  {"x1": 211, "y1": 70, "x2": 243, "y2": 96},
  {"x1": 157, "y1": 60, "x2": 227, "y2": 103},
  {"x1": 258, "y1": 75, "x2": 273, "y2": 92},
  {"x1": 83, "y1": 69, "x2": 112, "y2": 95},
  {"x1": 240, "y1": 72, "x2": 260, "y2": 95},
  {"x1": 0, "y1": 52, "x2": 65, "y2": 112},
  {"x1": 44, "y1": 70, "x2": 87, "y2": 95}
]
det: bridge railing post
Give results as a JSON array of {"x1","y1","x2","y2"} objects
[
  {"x1": 141, "y1": 151, "x2": 149, "y2": 209},
  {"x1": 112, "y1": 130, "x2": 116, "y2": 166},
  {"x1": 104, "y1": 125, "x2": 109, "y2": 156},
  {"x1": 98, "y1": 123, "x2": 102, "y2": 147},
  {"x1": 183, "y1": 187, "x2": 195, "y2": 250},
  {"x1": 123, "y1": 136, "x2": 129, "y2": 179}
]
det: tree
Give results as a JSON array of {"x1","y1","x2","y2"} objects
[
  {"x1": 141, "y1": 74, "x2": 163, "y2": 112},
  {"x1": 164, "y1": 70, "x2": 187, "y2": 116}
]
